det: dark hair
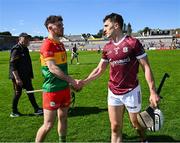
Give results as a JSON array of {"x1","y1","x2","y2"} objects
[
  {"x1": 44, "y1": 15, "x2": 63, "y2": 29},
  {"x1": 103, "y1": 13, "x2": 124, "y2": 29},
  {"x1": 19, "y1": 32, "x2": 31, "y2": 38}
]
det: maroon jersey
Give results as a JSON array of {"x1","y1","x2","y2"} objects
[{"x1": 102, "y1": 36, "x2": 147, "y2": 95}]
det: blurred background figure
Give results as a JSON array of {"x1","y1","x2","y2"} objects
[{"x1": 71, "y1": 43, "x2": 79, "y2": 64}]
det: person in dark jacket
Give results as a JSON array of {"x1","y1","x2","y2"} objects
[{"x1": 9, "y1": 32, "x2": 43, "y2": 117}]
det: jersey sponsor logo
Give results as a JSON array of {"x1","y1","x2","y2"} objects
[
  {"x1": 110, "y1": 57, "x2": 130, "y2": 66},
  {"x1": 50, "y1": 101, "x2": 56, "y2": 107},
  {"x1": 123, "y1": 47, "x2": 128, "y2": 53}
]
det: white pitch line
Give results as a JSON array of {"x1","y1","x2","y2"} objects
[{"x1": 26, "y1": 89, "x2": 43, "y2": 93}]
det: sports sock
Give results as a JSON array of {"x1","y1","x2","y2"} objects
[{"x1": 59, "y1": 135, "x2": 66, "y2": 142}]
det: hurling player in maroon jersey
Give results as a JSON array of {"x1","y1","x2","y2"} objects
[{"x1": 81, "y1": 13, "x2": 160, "y2": 142}]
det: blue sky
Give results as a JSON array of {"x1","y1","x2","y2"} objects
[{"x1": 0, "y1": 0, "x2": 179, "y2": 36}]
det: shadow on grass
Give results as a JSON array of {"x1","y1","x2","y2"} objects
[
  {"x1": 19, "y1": 113, "x2": 43, "y2": 117},
  {"x1": 147, "y1": 135, "x2": 179, "y2": 142},
  {"x1": 73, "y1": 134, "x2": 178, "y2": 142},
  {"x1": 68, "y1": 106, "x2": 107, "y2": 117},
  {"x1": 123, "y1": 134, "x2": 178, "y2": 142},
  {"x1": 9, "y1": 107, "x2": 106, "y2": 118}
]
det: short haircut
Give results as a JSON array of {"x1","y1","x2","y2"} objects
[
  {"x1": 44, "y1": 15, "x2": 63, "y2": 29},
  {"x1": 103, "y1": 13, "x2": 124, "y2": 29}
]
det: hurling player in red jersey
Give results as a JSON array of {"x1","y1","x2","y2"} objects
[
  {"x1": 81, "y1": 13, "x2": 160, "y2": 142},
  {"x1": 35, "y1": 15, "x2": 81, "y2": 142}
]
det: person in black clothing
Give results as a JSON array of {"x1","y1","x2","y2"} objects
[
  {"x1": 9, "y1": 32, "x2": 43, "y2": 117},
  {"x1": 70, "y1": 43, "x2": 79, "y2": 64}
]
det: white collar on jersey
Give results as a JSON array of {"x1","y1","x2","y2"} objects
[{"x1": 112, "y1": 35, "x2": 127, "y2": 46}]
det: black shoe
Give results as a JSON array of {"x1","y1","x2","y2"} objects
[
  {"x1": 10, "y1": 111, "x2": 22, "y2": 117},
  {"x1": 34, "y1": 108, "x2": 43, "y2": 115}
]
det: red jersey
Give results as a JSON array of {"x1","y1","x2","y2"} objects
[
  {"x1": 40, "y1": 38, "x2": 68, "y2": 92},
  {"x1": 102, "y1": 35, "x2": 147, "y2": 95}
]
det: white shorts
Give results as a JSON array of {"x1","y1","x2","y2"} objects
[{"x1": 108, "y1": 85, "x2": 142, "y2": 113}]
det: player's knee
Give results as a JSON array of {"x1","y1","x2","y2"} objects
[
  {"x1": 132, "y1": 120, "x2": 141, "y2": 130},
  {"x1": 130, "y1": 118, "x2": 139, "y2": 129},
  {"x1": 59, "y1": 115, "x2": 68, "y2": 123},
  {"x1": 111, "y1": 122, "x2": 122, "y2": 133},
  {"x1": 43, "y1": 122, "x2": 54, "y2": 132}
]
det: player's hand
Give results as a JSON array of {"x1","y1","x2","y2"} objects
[
  {"x1": 149, "y1": 92, "x2": 160, "y2": 108},
  {"x1": 71, "y1": 79, "x2": 83, "y2": 92}
]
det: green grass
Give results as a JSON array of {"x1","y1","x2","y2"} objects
[{"x1": 0, "y1": 50, "x2": 180, "y2": 142}]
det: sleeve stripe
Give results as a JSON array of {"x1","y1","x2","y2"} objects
[
  {"x1": 101, "y1": 58, "x2": 109, "y2": 62},
  {"x1": 136, "y1": 53, "x2": 147, "y2": 59}
]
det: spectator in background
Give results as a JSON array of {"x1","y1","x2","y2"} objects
[
  {"x1": 71, "y1": 43, "x2": 79, "y2": 64},
  {"x1": 97, "y1": 45, "x2": 101, "y2": 53},
  {"x1": 159, "y1": 40, "x2": 165, "y2": 49},
  {"x1": 9, "y1": 32, "x2": 43, "y2": 117}
]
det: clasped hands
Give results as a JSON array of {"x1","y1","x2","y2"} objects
[{"x1": 70, "y1": 79, "x2": 86, "y2": 92}]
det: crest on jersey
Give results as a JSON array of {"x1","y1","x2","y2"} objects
[
  {"x1": 50, "y1": 101, "x2": 56, "y2": 107},
  {"x1": 61, "y1": 54, "x2": 66, "y2": 62},
  {"x1": 123, "y1": 47, "x2": 128, "y2": 53}
]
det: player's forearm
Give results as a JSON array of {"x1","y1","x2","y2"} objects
[
  {"x1": 139, "y1": 57, "x2": 156, "y2": 94},
  {"x1": 84, "y1": 67, "x2": 103, "y2": 84},
  {"x1": 144, "y1": 65, "x2": 156, "y2": 93},
  {"x1": 144, "y1": 64, "x2": 160, "y2": 108},
  {"x1": 84, "y1": 61, "x2": 108, "y2": 85},
  {"x1": 49, "y1": 64, "x2": 75, "y2": 85}
]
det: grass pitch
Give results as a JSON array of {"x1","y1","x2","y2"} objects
[{"x1": 0, "y1": 50, "x2": 180, "y2": 142}]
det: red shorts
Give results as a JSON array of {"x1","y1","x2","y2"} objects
[{"x1": 43, "y1": 87, "x2": 71, "y2": 110}]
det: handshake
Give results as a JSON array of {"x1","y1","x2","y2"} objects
[{"x1": 69, "y1": 79, "x2": 87, "y2": 92}]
